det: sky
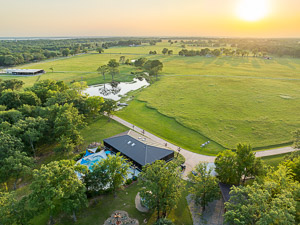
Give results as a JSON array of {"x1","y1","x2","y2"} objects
[{"x1": 0, "y1": 0, "x2": 300, "y2": 38}]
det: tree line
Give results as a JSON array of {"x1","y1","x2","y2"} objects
[{"x1": 0, "y1": 38, "x2": 162, "y2": 67}]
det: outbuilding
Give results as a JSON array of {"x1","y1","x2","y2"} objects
[
  {"x1": 103, "y1": 130, "x2": 174, "y2": 170},
  {"x1": 6, "y1": 69, "x2": 45, "y2": 75}
]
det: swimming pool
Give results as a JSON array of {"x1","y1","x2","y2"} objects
[{"x1": 77, "y1": 150, "x2": 139, "y2": 179}]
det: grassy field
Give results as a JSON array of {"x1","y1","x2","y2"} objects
[
  {"x1": 2, "y1": 41, "x2": 300, "y2": 152},
  {"x1": 117, "y1": 100, "x2": 225, "y2": 155},
  {"x1": 0, "y1": 53, "x2": 140, "y2": 87},
  {"x1": 133, "y1": 75, "x2": 300, "y2": 150},
  {"x1": 261, "y1": 153, "x2": 291, "y2": 168}
]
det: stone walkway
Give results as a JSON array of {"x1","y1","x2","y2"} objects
[
  {"x1": 135, "y1": 192, "x2": 149, "y2": 213},
  {"x1": 110, "y1": 115, "x2": 297, "y2": 177}
]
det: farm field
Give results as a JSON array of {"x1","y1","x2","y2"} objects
[{"x1": 2, "y1": 41, "x2": 300, "y2": 153}]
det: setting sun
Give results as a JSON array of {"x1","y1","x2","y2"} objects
[{"x1": 237, "y1": 0, "x2": 269, "y2": 22}]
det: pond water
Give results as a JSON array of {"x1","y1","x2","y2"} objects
[{"x1": 83, "y1": 78, "x2": 149, "y2": 101}]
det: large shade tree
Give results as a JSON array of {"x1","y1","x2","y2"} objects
[
  {"x1": 188, "y1": 163, "x2": 219, "y2": 211},
  {"x1": 215, "y1": 144, "x2": 265, "y2": 185},
  {"x1": 29, "y1": 160, "x2": 87, "y2": 224},
  {"x1": 139, "y1": 160, "x2": 184, "y2": 220}
]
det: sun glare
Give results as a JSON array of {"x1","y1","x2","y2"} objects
[{"x1": 237, "y1": 0, "x2": 269, "y2": 22}]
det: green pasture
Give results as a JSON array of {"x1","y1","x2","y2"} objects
[
  {"x1": 1, "y1": 53, "x2": 140, "y2": 87},
  {"x1": 133, "y1": 75, "x2": 300, "y2": 150},
  {"x1": 117, "y1": 100, "x2": 225, "y2": 155},
  {"x1": 1, "y1": 44, "x2": 300, "y2": 152}
]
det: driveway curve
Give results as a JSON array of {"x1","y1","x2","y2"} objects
[{"x1": 110, "y1": 115, "x2": 297, "y2": 177}]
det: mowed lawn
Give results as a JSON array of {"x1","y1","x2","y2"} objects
[{"x1": 132, "y1": 75, "x2": 300, "y2": 150}]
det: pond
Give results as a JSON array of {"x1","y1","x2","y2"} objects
[{"x1": 83, "y1": 78, "x2": 149, "y2": 101}]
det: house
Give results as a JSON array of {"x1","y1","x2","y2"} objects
[{"x1": 103, "y1": 130, "x2": 174, "y2": 170}]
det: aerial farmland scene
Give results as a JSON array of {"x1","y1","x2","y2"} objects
[{"x1": 0, "y1": 0, "x2": 299, "y2": 224}]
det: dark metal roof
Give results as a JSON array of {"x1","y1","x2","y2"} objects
[
  {"x1": 219, "y1": 182, "x2": 233, "y2": 202},
  {"x1": 103, "y1": 133, "x2": 174, "y2": 166},
  {"x1": 6, "y1": 69, "x2": 44, "y2": 73}
]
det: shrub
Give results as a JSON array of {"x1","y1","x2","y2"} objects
[
  {"x1": 73, "y1": 152, "x2": 85, "y2": 161},
  {"x1": 125, "y1": 178, "x2": 133, "y2": 185}
]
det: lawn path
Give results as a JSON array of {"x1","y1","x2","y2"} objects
[{"x1": 110, "y1": 115, "x2": 297, "y2": 178}]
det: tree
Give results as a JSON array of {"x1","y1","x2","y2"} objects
[
  {"x1": 139, "y1": 160, "x2": 184, "y2": 220},
  {"x1": 62, "y1": 48, "x2": 70, "y2": 57},
  {"x1": 188, "y1": 163, "x2": 219, "y2": 211},
  {"x1": 292, "y1": 129, "x2": 300, "y2": 149},
  {"x1": 86, "y1": 96, "x2": 104, "y2": 118},
  {"x1": 100, "y1": 99, "x2": 117, "y2": 121},
  {"x1": 109, "y1": 67, "x2": 119, "y2": 81},
  {"x1": 215, "y1": 150, "x2": 239, "y2": 185},
  {"x1": 70, "y1": 81, "x2": 88, "y2": 95},
  {"x1": 12, "y1": 116, "x2": 47, "y2": 156},
  {"x1": 225, "y1": 165, "x2": 299, "y2": 225},
  {"x1": 19, "y1": 91, "x2": 41, "y2": 106},
  {"x1": 167, "y1": 50, "x2": 173, "y2": 55},
  {"x1": 215, "y1": 144, "x2": 264, "y2": 185},
  {"x1": 107, "y1": 59, "x2": 120, "y2": 81},
  {"x1": 29, "y1": 160, "x2": 88, "y2": 224},
  {"x1": 0, "y1": 79, "x2": 24, "y2": 92},
  {"x1": 162, "y1": 48, "x2": 168, "y2": 55},
  {"x1": 134, "y1": 57, "x2": 148, "y2": 67},
  {"x1": 283, "y1": 155, "x2": 300, "y2": 182},
  {"x1": 236, "y1": 143, "x2": 256, "y2": 184},
  {"x1": 29, "y1": 79, "x2": 69, "y2": 103},
  {"x1": 84, "y1": 161, "x2": 110, "y2": 194},
  {"x1": 49, "y1": 67, "x2": 54, "y2": 73},
  {"x1": 144, "y1": 60, "x2": 163, "y2": 81},
  {"x1": 96, "y1": 47, "x2": 104, "y2": 53},
  {"x1": 0, "y1": 90, "x2": 22, "y2": 109},
  {"x1": 97, "y1": 65, "x2": 109, "y2": 80},
  {"x1": 54, "y1": 103, "x2": 86, "y2": 152},
  {"x1": 107, "y1": 59, "x2": 119, "y2": 68},
  {"x1": 119, "y1": 56, "x2": 126, "y2": 64},
  {"x1": 95, "y1": 153, "x2": 130, "y2": 197},
  {"x1": 3, "y1": 55, "x2": 17, "y2": 66},
  {"x1": 0, "y1": 132, "x2": 24, "y2": 160},
  {"x1": 0, "y1": 151, "x2": 34, "y2": 190}
]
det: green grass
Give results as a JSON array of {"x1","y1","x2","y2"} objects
[
  {"x1": 117, "y1": 100, "x2": 224, "y2": 155},
  {"x1": 81, "y1": 116, "x2": 129, "y2": 148},
  {"x1": 33, "y1": 182, "x2": 192, "y2": 225},
  {"x1": 2, "y1": 42, "x2": 300, "y2": 153},
  {"x1": 133, "y1": 75, "x2": 300, "y2": 151},
  {"x1": 1, "y1": 53, "x2": 140, "y2": 87},
  {"x1": 261, "y1": 153, "x2": 291, "y2": 168}
]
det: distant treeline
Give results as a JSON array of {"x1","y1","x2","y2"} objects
[
  {"x1": 175, "y1": 38, "x2": 300, "y2": 58},
  {"x1": 0, "y1": 38, "x2": 162, "y2": 67}
]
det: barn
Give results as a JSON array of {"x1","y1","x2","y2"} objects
[{"x1": 6, "y1": 69, "x2": 45, "y2": 75}]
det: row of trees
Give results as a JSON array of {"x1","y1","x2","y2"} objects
[
  {"x1": 0, "y1": 38, "x2": 162, "y2": 67},
  {"x1": 178, "y1": 48, "x2": 260, "y2": 57}
]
